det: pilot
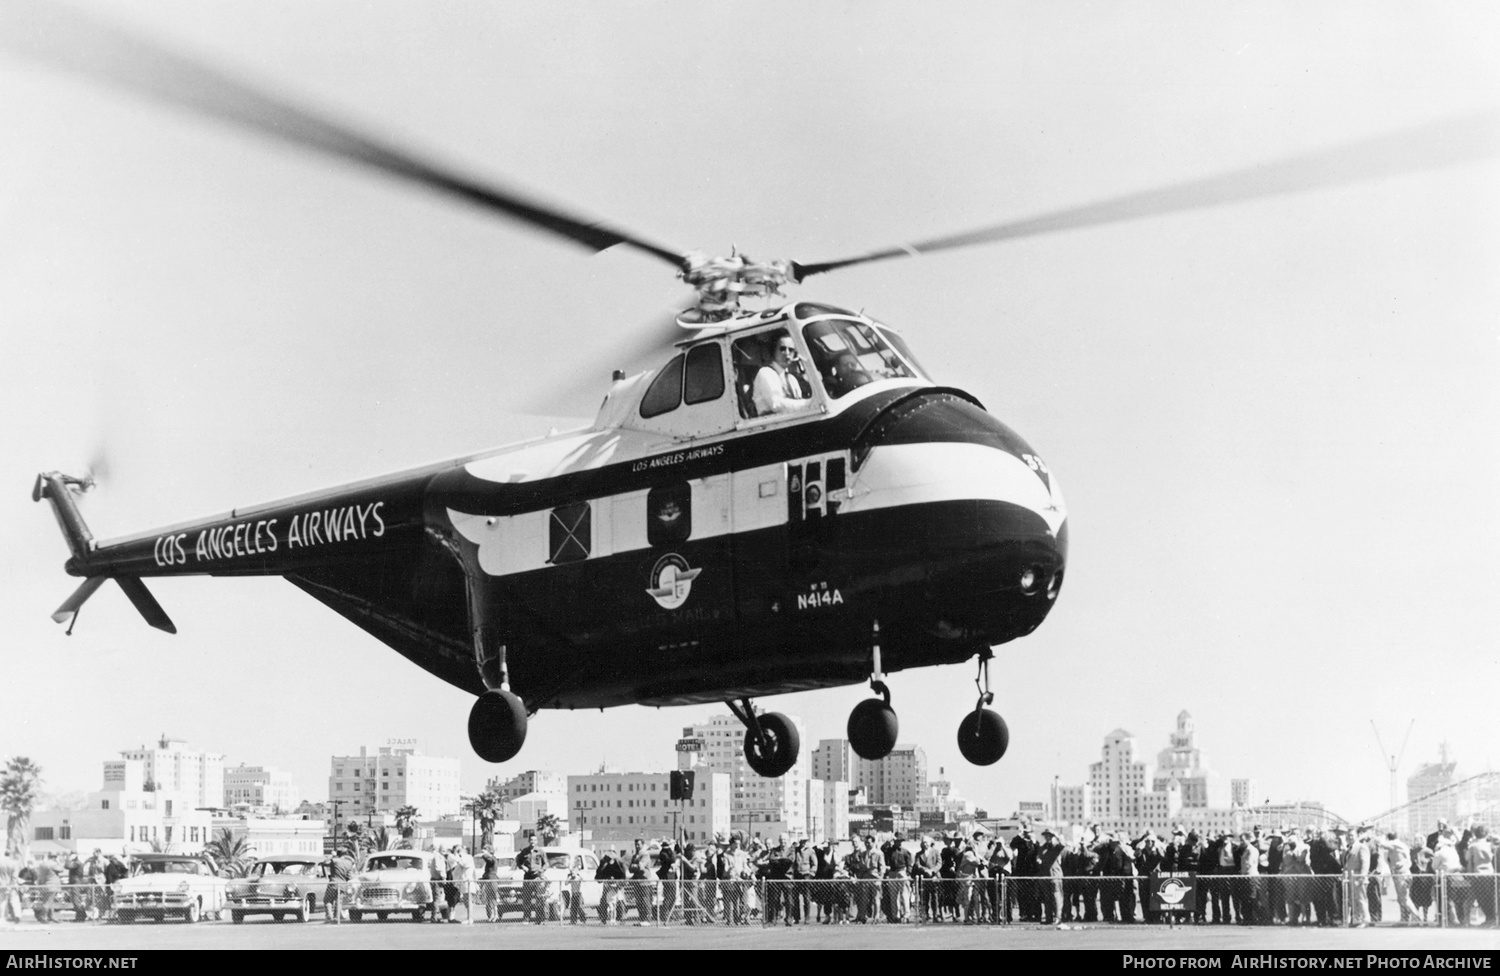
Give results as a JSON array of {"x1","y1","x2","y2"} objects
[{"x1": 753, "y1": 332, "x2": 812, "y2": 415}]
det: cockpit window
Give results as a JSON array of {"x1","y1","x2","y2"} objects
[
  {"x1": 683, "y1": 343, "x2": 725, "y2": 405},
  {"x1": 803, "y1": 318, "x2": 918, "y2": 398},
  {"x1": 639, "y1": 353, "x2": 685, "y2": 418},
  {"x1": 731, "y1": 330, "x2": 815, "y2": 419},
  {"x1": 875, "y1": 326, "x2": 929, "y2": 380}
]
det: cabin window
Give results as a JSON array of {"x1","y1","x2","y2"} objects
[
  {"x1": 548, "y1": 502, "x2": 591, "y2": 564},
  {"x1": 648, "y1": 483, "x2": 691, "y2": 546},
  {"x1": 803, "y1": 318, "x2": 917, "y2": 398},
  {"x1": 683, "y1": 343, "x2": 725, "y2": 405},
  {"x1": 640, "y1": 354, "x2": 685, "y2": 418}
]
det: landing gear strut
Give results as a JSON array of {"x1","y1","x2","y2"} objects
[
  {"x1": 957, "y1": 648, "x2": 1008, "y2": 766},
  {"x1": 468, "y1": 627, "x2": 527, "y2": 763},
  {"x1": 847, "y1": 621, "x2": 898, "y2": 760},
  {"x1": 728, "y1": 699, "x2": 800, "y2": 778}
]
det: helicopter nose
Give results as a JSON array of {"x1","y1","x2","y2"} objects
[{"x1": 843, "y1": 391, "x2": 1067, "y2": 639}]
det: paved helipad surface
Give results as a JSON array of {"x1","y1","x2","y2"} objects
[{"x1": 3, "y1": 919, "x2": 1497, "y2": 951}]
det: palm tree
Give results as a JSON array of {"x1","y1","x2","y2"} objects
[
  {"x1": 535, "y1": 812, "x2": 562, "y2": 846},
  {"x1": 371, "y1": 826, "x2": 397, "y2": 851},
  {"x1": 394, "y1": 805, "x2": 420, "y2": 841},
  {"x1": 204, "y1": 828, "x2": 255, "y2": 877},
  {"x1": 1, "y1": 757, "x2": 43, "y2": 858},
  {"x1": 473, "y1": 791, "x2": 505, "y2": 851}
]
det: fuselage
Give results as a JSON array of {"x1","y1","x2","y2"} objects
[{"x1": 58, "y1": 302, "x2": 1067, "y2": 710}]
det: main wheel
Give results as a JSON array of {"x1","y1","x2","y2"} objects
[
  {"x1": 743, "y1": 711, "x2": 800, "y2": 777},
  {"x1": 957, "y1": 708, "x2": 1009, "y2": 765},
  {"x1": 847, "y1": 698, "x2": 899, "y2": 760},
  {"x1": 468, "y1": 689, "x2": 528, "y2": 763}
]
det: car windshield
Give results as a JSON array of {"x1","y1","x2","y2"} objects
[
  {"x1": 366, "y1": 855, "x2": 425, "y2": 871},
  {"x1": 135, "y1": 859, "x2": 199, "y2": 875},
  {"x1": 255, "y1": 861, "x2": 317, "y2": 877},
  {"x1": 802, "y1": 318, "x2": 919, "y2": 398},
  {"x1": 546, "y1": 853, "x2": 572, "y2": 869}
]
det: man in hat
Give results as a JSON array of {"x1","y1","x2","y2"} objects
[
  {"x1": 476, "y1": 844, "x2": 499, "y2": 921},
  {"x1": 1135, "y1": 832, "x2": 1165, "y2": 923},
  {"x1": 884, "y1": 835, "x2": 913, "y2": 923},
  {"x1": 791, "y1": 838, "x2": 816, "y2": 924},
  {"x1": 1036, "y1": 827, "x2": 1067, "y2": 924},
  {"x1": 1009, "y1": 824, "x2": 1039, "y2": 922},
  {"x1": 326, "y1": 847, "x2": 354, "y2": 922}
]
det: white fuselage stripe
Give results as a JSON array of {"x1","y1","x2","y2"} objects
[{"x1": 449, "y1": 442, "x2": 1065, "y2": 577}]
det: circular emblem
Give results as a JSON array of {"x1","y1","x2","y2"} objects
[
  {"x1": 646, "y1": 553, "x2": 702, "y2": 610},
  {"x1": 1157, "y1": 878, "x2": 1189, "y2": 905}
]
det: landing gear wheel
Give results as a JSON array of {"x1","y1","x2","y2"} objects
[
  {"x1": 847, "y1": 697, "x2": 898, "y2": 760},
  {"x1": 468, "y1": 689, "x2": 528, "y2": 763},
  {"x1": 957, "y1": 708, "x2": 1009, "y2": 765},
  {"x1": 742, "y1": 711, "x2": 800, "y2": 778}
]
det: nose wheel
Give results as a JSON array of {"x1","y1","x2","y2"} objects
[
  {"x1": 848, "y1": 621, "x2": 899, "y2": 760},
  {"x1": 957, "y1": 649, "x2": 1008, "y2": 766}
]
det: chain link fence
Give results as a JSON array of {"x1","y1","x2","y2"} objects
[{"x1": 3, "y1": 875, "x2": 1496, "y2": 927}]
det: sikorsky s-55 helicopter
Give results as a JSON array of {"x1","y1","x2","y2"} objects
[{"x1": 17, "y1": 4, "x2": 1496, "y2": 777}]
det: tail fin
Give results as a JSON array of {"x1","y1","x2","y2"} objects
[{"x1": 34, "y1": 471, "x2": 176, "y2": 634}]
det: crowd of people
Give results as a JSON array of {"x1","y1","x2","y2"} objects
[{"x1": 2, "y1": 816, "x2": 1494, "y2": 928}]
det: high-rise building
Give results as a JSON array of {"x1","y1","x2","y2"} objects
[
  {"x1": 223, "y1": 764, "x2": 298, "y2": 812},
  {"x1": 1152, "y1": 711, "x2": 1231, "y2": 809},
  {"x1": 681, "y1": 713, "x2": 808, "y2": 841},
  {"x1": 810, "y1": 739, "x2": 854, "y2": 784},
  {"x1": 855, "y1": 745, "x2": 928, "y2": 809},
  {"x1": 119, "y1": 736, "x2": 224, "y2": 809},
  {"x1": 1088, "y1": 729, "x2": 1151, "y2": 824},
  {"x1": 568, "y1": 769, "x2": 730, "y2": 850},
  {"x1": 327, "y1": 742, "x2": 461, "y2": 822}
]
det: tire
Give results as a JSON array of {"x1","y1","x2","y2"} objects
[
  {"x1": 847, "y1": 698, "x2": 899, "y2": 760},
  {"x1": 957, "y1": 707, "x2": 1010, "y2": 765},
  {"x1": 184, "y1": 900, "x2": 201, "y2": 924},
  {"x1": 468, "y1": 689, "x2": 528, "y2": 763},
  {"x1": 349, "y1": 909, "x2": 363, "y2": 922},
  {"x1": 376, "y1": 911, "x2": 389, "y2": 921},
  {"x1": 231, "y1": 910, "x2": 244, "y2": 924},
  {"x1": 294, "y1": 898, "x2": 311, "y2": 923},
  {"x1": 743, "y1": 711, "x2": 800, "y2": 778}
]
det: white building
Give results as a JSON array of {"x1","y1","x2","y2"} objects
[
  {"x1": 568, "y1": 768, "x2": 730, "y2": 850},
  {"x1": 327, "y1": 741, "x2": 462, "y2": 822},
  {"x1": 1152, "y1": 711, "x2": 1232, "y2": 809},
  {"x1": 29, "y1": 760, "x2": 214, "y2": 856},
  {"x1": 223, "y1": 764, "x2": 298, "y2": 812},
  {"x1": 810, "y1": 739, "x2": 854, "y2": 784},
  {"x1": 119, "y1": 736, "x2": 224, "y2": 810},
  {"x1": 855, "y1": 744, "x2": 928, "y2": 809},
  {"x1": 210, "y1": 817, "x2": 326, "y2": 858},
  {"x1": 486, "y1": 770, "x2": 567, "y2": 800},
  {"x1": 681, "y1": 713, "x2": 809, "y2": 841}
]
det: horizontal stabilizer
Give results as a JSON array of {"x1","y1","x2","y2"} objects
[
  {"x1": 115, "y1": 577, "x2": 177, "y2": 634},
  {"x1": 51, "y1": 575, "x2": 107, "y2": 626}
]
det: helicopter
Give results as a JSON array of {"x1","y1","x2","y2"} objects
[{"x1": 16, "y1": 3, "x2": 1495, "y2": 778}]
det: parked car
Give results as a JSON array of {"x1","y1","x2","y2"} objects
[
  {"x1": 349, "y1": 850, "x2": 437, "y2": 922},
  {"x1": 495, "y1": 847, "x2": 603, "y2": 919},
  {"x1": 226, "y1": 855, "x2": 328, "y2": 923},
  {"x1": 111, "y1": 853, "x2": 229, "y2": 923}
]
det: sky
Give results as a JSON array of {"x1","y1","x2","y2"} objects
[{"x1": 1, "y1": 1, "x2": 1496, "y2": 824}]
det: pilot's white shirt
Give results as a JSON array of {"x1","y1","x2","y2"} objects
[{"x1": 753, "y1": 363, "x2": 810, "y2": 415}]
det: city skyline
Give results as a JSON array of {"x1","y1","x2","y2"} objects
[
  {"x1": 1, "y1": 3, "x2": 1495, "y2": 826},
  {"x1": 16, "y1": 706, "x2": 1484, "y2": 830}
]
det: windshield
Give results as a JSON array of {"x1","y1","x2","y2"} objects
[
  {"x1": 802, "y1": 318, "x2": 919, "y2": 398},
  {"x1": 546, "y1": 853, "x2": 573, "y2": 869},
  {"x1": 254, "y1": 861, "x2": 319, "y2": 877},
  {"x1": 366, "y1": 855, "x2": 425, "y2": 871},
  {"x1": 135, "y1": 859, "x2": 200, "y2": 875}
]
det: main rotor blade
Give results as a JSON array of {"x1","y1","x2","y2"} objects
[
  {"x1": 793, "y1": 113, "x2": 1500, "y2": 279},
  {"x1": 1, "y1": 0, "x2": 689, "y2": 270}
]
